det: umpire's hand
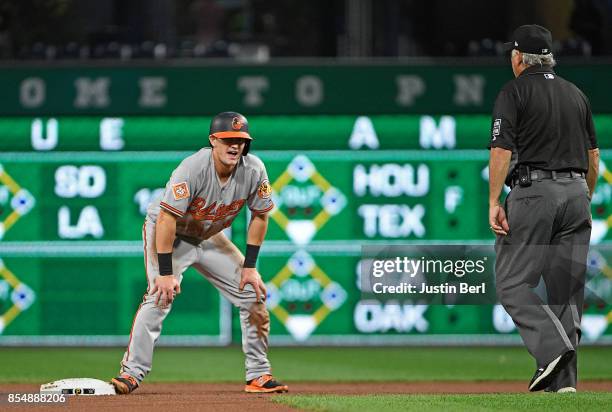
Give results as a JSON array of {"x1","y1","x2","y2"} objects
[
  {"x1": 240, "y1": 267, "x2": 267, "y2": 303},
  {"x1": 151, "y1": 275, "x2": 181, "y2": 309},
  {"x1": 489, "y1": 202, "x2": 510, "y2": 236}
]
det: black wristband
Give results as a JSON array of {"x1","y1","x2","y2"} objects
[
  {"x1": 244, "y1": 244, "x2": 260, "y2": 268},
  {"x1": 158, "y1": 252, "x2": 173, "y2": 276}
]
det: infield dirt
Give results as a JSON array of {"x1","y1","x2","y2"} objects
[{"x1": 2, "y1": 381, "x2": 612, "y2": 411}]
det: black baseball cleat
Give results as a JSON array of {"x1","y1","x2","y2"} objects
[
  {"x1": 111, "y1": 374, "x2": 139, "y2": 394},
  {"x1": 528, "y1": 350, "x2": 575, "y2": 392}
]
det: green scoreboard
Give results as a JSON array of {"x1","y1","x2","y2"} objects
[{"x1": 0, "y1": 64, "x2": 611, "y2": 346}]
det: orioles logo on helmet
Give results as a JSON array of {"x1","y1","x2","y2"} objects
[{"x1": 232, "y1": 117, "x2": 243, "y2": 130}]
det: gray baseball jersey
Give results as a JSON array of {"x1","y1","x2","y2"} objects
[
  {"x1": 150, "y1": 147, "x2": 273, "y2": 240},
  {"x1": 119, "y1": 148, "x2": 275, "y2": 383}
]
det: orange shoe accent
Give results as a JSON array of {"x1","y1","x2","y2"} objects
[
  {"x1": 111, "y1": 374, "x2": 139, "y2": 394},
  {"x1": 244, "y1": 375, "x2": 289, "y2": 393}
]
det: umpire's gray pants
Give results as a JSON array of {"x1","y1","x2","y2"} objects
[
  {"x1": 495, "y1": 177, "x2": 591, "y2": 390},
  {"x1": 119, "y1": 219, "x2": 271, "y2": 382}
]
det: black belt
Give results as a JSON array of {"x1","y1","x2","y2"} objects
[
  {"x1": 511, "y1": 169, "x2": 585, "y2": 188},
  {"x1": 175, "y1": 235, "x2": 203, "y2": 246}
]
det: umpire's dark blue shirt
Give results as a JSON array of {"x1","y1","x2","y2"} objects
[{"x1": 489, "y1": 64, "x2": 598, "y2": 172}]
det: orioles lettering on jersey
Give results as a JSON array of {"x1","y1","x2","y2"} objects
[{"x1": 188, "y1": 197, "x2": 246, "y2": 222}]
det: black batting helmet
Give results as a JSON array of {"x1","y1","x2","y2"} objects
[{"x1": 209, "y1": 111, "x2": 252, "y2": 155}]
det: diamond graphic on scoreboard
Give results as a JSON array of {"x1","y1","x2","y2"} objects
[
  {"x1": 0, "y1": 164, "x2": 36, "y2": 239},
  {"x1": 587, "y1": 250, "x2": 606, "y2": 276},
  {"x1": 589, "y1": 159, "x2": 612, "y2": 244},
  {"x1": 11, "y1": 189, "x2": 35, "y2": 215},
  {"x1": 266, "y1": 251, "x2": 347, "y2": 342},
  {"x1": 270, "y1": 155, "x2": 347, "y2": 245},
  {"x1": 284, "y1": 221, "x2": 317, "y2": 246},
  {"x1": 320, "y1": 282, "x2": 347, "y2": 311},
  {"x1": 284, "y1": 315, "x2": 317, "y2": 342},
  {"x1": 11, "y1": 283, "x2": 36, "y2": 310},
  {"x1": 0, "y1": 259, "x2": 37, "y2": 334},
  {"x1": 288, "y1": 250, "x2": 315, "y2": 277},
  {"x1": 288, "y1": 155, "x2": 316, "y2": 182},
  {"x1": 580, "y1": 248, "x2": 612, "y2": 341},
  {"x1": 320, "y1": 187, "x2": 347, "y2": 215},
  {"x1": 265, "y1": 283, "x2": 281, "y2": 308},
  {"x1": 584, "y1": 249, "x2": 612, "y2": 300},
  {"x1": 581, "y1": 314, "x2": 609, "y2": 341}
]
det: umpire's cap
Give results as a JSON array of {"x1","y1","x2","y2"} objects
[
  {"x1": 209, "y1": 111, "x2": 252, "y2": 140},
  {"x1": 503, "y1": 24, "x2": 553, "y2": 55}
]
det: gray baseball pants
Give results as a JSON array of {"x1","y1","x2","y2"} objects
[
  {"x1": 119, "y1": 219, "x2": 271, "y2": 382},
  {"x1": 495, "y1": 177, "x2": 591, "y2": 390}
]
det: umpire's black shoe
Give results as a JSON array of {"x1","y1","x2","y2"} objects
[{"x1": 528, "y1": 350, "x2": 575, "y2": 392}]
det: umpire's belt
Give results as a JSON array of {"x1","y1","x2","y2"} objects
[{"x1": 511, "y1": 169, "x2": 585, "y2": 188}]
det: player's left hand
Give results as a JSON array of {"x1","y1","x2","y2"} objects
[
  {"x1": 151, "y1": 275, "x2": 181, "y2": 309},
  {"x1": 489, "y1": 202, "x2": 510, "y2": 236},
  {"x1": 239, "y1": 267, "x2": 267, "y2": 303}
]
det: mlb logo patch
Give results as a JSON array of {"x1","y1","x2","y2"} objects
[
  {"x1": 172, "y1": 182, "x2": 190, "y2": 200},
  {"x1": 492, "y1": 119, "x2": 501, "y2": 140},
  {"x1": 544, "y1": 74, "x2": 555, "y2": 80}
]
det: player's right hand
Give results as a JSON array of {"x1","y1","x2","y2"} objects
[
  {"x1": 151, "y1": 275, "x2": 181, "y2": 309},
  {"x1": 489, "y1": 202, "x2": 510, "y2": 236}
]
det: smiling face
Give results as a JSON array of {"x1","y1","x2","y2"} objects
[{"x1": 210, "y1": 136, "x2": 247, "y2": 168}]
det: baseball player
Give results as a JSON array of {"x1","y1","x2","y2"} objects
[{"x1": 111, "y1": 112, "x2": 288, "y2": 394}]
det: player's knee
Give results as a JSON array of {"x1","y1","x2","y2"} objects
[
  {"x1": 142, "y1": 293, "x2": 176, "y2": 312},
  {"x1": 249, "y1": 301, "x2": 269, "y2": 317},
  {"x1": 248, "y1": 302, "x2": 270, "y2": 338},
  {"x1": 238, "y1": 286, "x2": 258, "y2": 304}
]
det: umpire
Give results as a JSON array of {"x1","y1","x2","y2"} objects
[{"x1": 488, "y1": 24, "x2": 599, "y2": 392}]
